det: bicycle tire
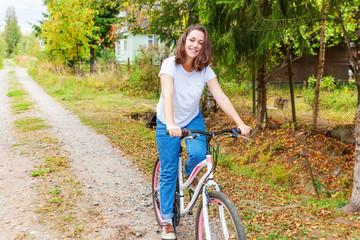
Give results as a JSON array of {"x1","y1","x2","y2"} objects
[
  {"x1": 152, "y1": 157, "x2": 181, "y2": 227},
  {"x1": 195, "y1": 191, "x2": 247, "y2": 240},
  {"x1": 152, "y1": 157, "x2": 163, "y2": 226}
]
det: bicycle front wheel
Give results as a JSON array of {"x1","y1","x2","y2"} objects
[{"x1": 195, "y1": 191, "x2": 247, "y2": 240}]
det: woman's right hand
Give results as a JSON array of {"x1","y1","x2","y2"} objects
[{"x1": 167, "y1": 124, "x2": 182, "y2": 138}]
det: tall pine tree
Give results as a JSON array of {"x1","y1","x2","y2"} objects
[{"x1": 89, "y1": 0, "x2": 121, "y2": 73}]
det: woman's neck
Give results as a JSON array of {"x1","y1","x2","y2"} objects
[{"x1": 182, "y1": 58, "x2": 195, "y2": 72}]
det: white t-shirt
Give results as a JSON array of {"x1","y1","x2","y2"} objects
[{"x1": 156, "y1": 56, "x2": 217, "y2": 127}]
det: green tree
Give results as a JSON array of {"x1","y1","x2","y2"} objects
[
  {"x1": 126, "y1": 0, "x2": 201, "y2": 47},
  {"x1": 201, "y1": 0, "x2": 319, "y2": 132},
  {"x1": 16, "y1": 33, "x2": 42, "y2": 56},
  {"x1": 89, "y1": 0, "x2": 121, "y2": 73},
  {"x1": 40, "y1": 0, "x2": 99, "y2": 72},
  {"x1": 0, "y1": 34, "x2": 7, "y2": 57},
  {"x1": 4, "y1": 6, "x2": 21, "y2": 56}
]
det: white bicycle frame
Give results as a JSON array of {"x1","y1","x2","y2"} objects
[{"x1": 177, "y1": 142, "x2": 227, "y2": 240}]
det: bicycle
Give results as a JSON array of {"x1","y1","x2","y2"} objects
[{"x1": 152, "y1": 128, "x2": 248, "y2": 240}]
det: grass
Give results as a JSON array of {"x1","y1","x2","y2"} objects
[
  {"x1": 7, "y1": 72, "x2": 35, "y2": 114},
  {"x1": 28, "y1": 60, "x2": 360, "y2": 239},
  {"x1": 7, "y1": 89, "x2": 28, "y2": 97},
  {"x1": 12, "y1": 101, "x2": 34, "y2": 113},
  {"x1": 31, "y1": 168, "x2": 52, "y2": 177},
  {"x1": 14, "y1": 117, "x2": 51, "y2": 132}
]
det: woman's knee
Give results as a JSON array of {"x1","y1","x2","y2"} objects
[{"x1": 188, "y1": 151, "x2": 206, "y2": 162}]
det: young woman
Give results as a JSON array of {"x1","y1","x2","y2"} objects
[{"x1": 156, "y1": 24, "x2": 251, "y2": 240}]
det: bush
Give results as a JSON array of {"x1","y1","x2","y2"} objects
[
  {"x1": 221, "y1": 81, "x2": 252, "y2": 96},
  {"x1": 303, "y1": 75, "x2": 357, "y2": 111},
  {"x1": 122, "y1": 44, "x2": 171, "y2": 98},
  {"x1": 0, "y1": 57, "x2": 3, "y2": 69},
  {"x1": 303, "y1": 75, "x2": 335, "y2": 105}
]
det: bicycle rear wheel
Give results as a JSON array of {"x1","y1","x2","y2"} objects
[
  {"x1": 195, "y1": 191, "x2": 247, "y2": 240},
  {"x1": 152, "y1": 157, "x2": 163, "y2": 226},
  {"x1": 152, "y1": 157, "x2": 181, "y2": 227}
]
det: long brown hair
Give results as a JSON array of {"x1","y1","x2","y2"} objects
[{"x1": 174, "y1": 24, "x2": 212, "y2": 71}]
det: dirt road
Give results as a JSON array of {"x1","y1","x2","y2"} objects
[{"x1": 0, "y1": 62, "x2": 195, "y2": 239}]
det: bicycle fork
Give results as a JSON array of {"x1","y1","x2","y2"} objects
[{"x1": 202, "y1": 154, "x2": 230, "y2": 240}]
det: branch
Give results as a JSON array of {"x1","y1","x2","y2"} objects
[
  {"x1": 248, "y1": 18, "x2": 321, "y2": 32},
  {"x1": 268, "y1": 52, "x2": 303, "y2": 80}
]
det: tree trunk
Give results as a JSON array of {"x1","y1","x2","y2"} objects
[
  {"x1": 90, "y1": 47, "x2": 95, "y2": 74},
  {"x1": 201, "y1": 85, "x2": 217, "y2": 114},
  {"x1": 312, "y1": 1, "x2": 327, "y2": 128},
  {"x1": 287, "y1": 48, "x2": 296, "y2": 124},
  {"x1": 255, "y1": 64, "x2": 267, "y2": 132},
  {"x1": 342, "y1": 106, "x2": 360, "y2": 212},
  {"x1": 252, "y1": 70, "x2": 256, "y2": 117},
  {"x1": 335, "y1": 4, "x2": 360, "y2": 212},
  {"x1": 335, "y1": 4, "x2": 360, "y2": 104}
]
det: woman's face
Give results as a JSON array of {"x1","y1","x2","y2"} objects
[{"x1": 184, "y1": 30, "x2": 204, "y2": 61}]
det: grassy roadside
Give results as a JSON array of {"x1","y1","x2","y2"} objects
[
  {"x1": 6, "y1": 70, "x2": 102, "y2": 238},
  {"x1": 28, "y1": 61, "x2": 359, "y2": 239}
]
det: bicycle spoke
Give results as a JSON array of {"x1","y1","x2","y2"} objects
[{"x1": 196, "y1": 191, "x2": 246, "y2": 240}]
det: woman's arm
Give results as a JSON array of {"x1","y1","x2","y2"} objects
[
  {"x1": 206, "y1": 77, "x2": 251, "y2": 135},
  {"x1": 160, "y1": 73, "x2": 182, "y2": 137}
]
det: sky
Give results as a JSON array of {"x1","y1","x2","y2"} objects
[{"x1": 0, "y1": 0, "x2": 47, "y2": 35}]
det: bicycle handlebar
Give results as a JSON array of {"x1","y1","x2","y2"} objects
[{"x1": 165, "y1": 128, "x2": 250, "y2": 138}]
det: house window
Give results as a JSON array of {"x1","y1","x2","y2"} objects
[
  {"x1": 148, "y1": 35, "x2": 154, "y2": 46},
  {"x1": 116, "y1": 40, "x2": 121, "y2": 56}
]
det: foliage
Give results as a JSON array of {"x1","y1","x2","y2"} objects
[
  {"x1": 40, "y1": 0, "x2": 100, "y2": 65},
  {"x1": 307, "y1": 75, "x2": 336, "y2": 90},
  {"x1": 16, "y1": 33, "x2": 42, "y2": 57},
  {"x1": 0, "y1": 58, "x2": 3, "y2": 69},
  {"x1": 0, "y1": 36, "x2": 7, "y2": 57},
  {"x1": 4, "y1": 6, "x2": 22, "y2": 57},
  {"x1": 122, "y1": 44, "x2": 171, "y2": 98},
  {"x1": 221, "y1": 81, "x2": 252, "y2": 96},
  {"x1": 125, "y1": 0, "x2": 201, "y2": 47},
  {"x1": 90, "y1": 0, "x2": 121, "y2": 49},
  {"x1": 303, "y1": 76, "x2": 357, "y2": 111},
  {"x1": 95, "y1": 47, "x2": 117, "y2": 62}
]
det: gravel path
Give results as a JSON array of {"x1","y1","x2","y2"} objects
[
  {"x1": 0, "y1": 62, "x2": 196, "y2": 239},
  {"x1": 1, "y1": 63, "x2": 159, "y2": 239},
  {"x1": 0, "y1": 64, "x2": 54, "y2": 239}
]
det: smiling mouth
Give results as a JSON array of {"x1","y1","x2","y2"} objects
[{"x1": 189, "y1": 48, "x2": 198, "y2": 54}]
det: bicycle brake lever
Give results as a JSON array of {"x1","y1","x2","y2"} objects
[
  {"x1": 184, "y1": 134, "x2": 200, "y2": 140},
  {"x1": 238, "y1": 135, "x2": 250, "y2": 141}
]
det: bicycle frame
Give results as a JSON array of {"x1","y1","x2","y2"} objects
[{"x1": 177, "y1": 143, "x2": 223, "y2": 239}]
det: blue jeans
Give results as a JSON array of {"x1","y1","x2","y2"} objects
[{"x1": 156, "y1": 111, "x2": 206, "y2": 219}]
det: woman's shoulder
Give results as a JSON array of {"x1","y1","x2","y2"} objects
[{"x1": 163, "y1": 56, "x2": 176, "y2": 65}]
